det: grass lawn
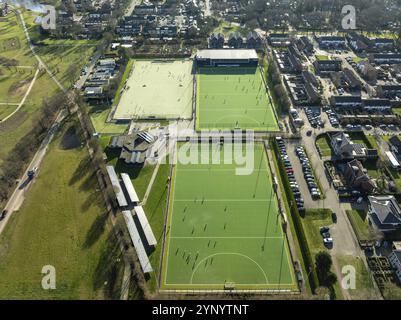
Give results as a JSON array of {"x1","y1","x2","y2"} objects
[
  {"x1": 301, "y1": 209, "x2": 333, "y2": 255},
  {"x1": 0, "y1": 103, "x2": 17, "y2": 120},
  {"x1": 197, "y1": 67, "x2": 279, "y2": 131},
  {"x1": 337, "y1": 255, "x2": 375, "y2": 299},
  {"x1": 212, "y1": 21, "x2": 249, "y2": 37},
  {"x1": 0, "y1": 67, "x2": 35, "y2": 103},
  {"x1": 346, "y1": 210, "x2": 374, "y2": 241},
  {"x1": 105, "y1": 147, "x2": 155, "y2": 200},
  {"x1": 315, "y1": 55, "x2": 330, "y2": 61},
  {"x1": 112, "y1": 59, "x2": 134, "y2": 108},
  {"x1": 301, "y1": 209, "x2": 343, "y2": 299},
  {"x1": 21, "y1": 10, "x2": 95, "y2": 90},
  {"x1": 90, "y1": 105, "x2": 128, "y2": 134},
  {"x1": 392, "y1": 109, "x2": 401, "y2": 116},
  {"x1": 0, "y1": 72, "x2": 59, "y2": 167},
  {"x1": 316, "y1": 134, "x2": 333, "y2": 157},
  {"x1": 352, "y1": 57, "x2": 368, "y2": 63},
  {"x1": 161, "y1": 143, "x2": 296, "y2": 290},
  {"x1": 0, "y1": 11, "x2": 34, "y2": 66},
  {"x1": 142, "y1": 162, "x2": 170, "y2": 292},
  {"x1": 0, "y1": 122, "x2": 124, "y2": 299},
  {"x1": 34, "y1": 43, "x2": 95, "y2": 88}
]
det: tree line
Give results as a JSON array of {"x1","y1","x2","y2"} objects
[{"x1": 0, "y1": 91, "x2": 68, "y2": 205}]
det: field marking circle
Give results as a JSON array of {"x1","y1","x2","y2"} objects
[{"x1": 190, "y1": 252, "x2": 269, "y2": 285}]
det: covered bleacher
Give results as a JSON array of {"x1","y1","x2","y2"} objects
[
  {"x1": 134, "y1": 206, "x2": 157, "y2": 247},
  {"x1": 122, "y1": 210, "x2": 153, "y2": 274},
  {"x1": 106, "y1": 165, "x2": 128, "y2": 207},
  {"x1": 121, "y1": 173, "x2": 140, "y2": 204}
]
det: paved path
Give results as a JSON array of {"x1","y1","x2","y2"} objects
[
  {"x1": 0, "y1": 68, "x2": 39, "y2": 123},
  {"x1": 142, "y1": 162, "x2": 161, "y2": 205}
]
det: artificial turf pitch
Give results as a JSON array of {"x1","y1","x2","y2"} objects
[
  {"x1": 114, "y1": 60, "x2": 193, "y2": 120},
  {"x1": 196, "y1": 67, "x2": 279, "y2": 132},
  {"x1": 161, "y1": 143, "x2": 296, "y2": 290}
]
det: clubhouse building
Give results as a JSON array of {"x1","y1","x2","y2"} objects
[{"x1": 195, "y1": 49, "x2": 259, "y2": 67}]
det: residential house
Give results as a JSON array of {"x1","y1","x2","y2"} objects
[
  {"x1": 362, "y1": 99, "x2": 391, "y2": 112},
  {"x1": 314, "y1": 59, "x2": 342, "y2": 74},
  {"x1": 228, "y1": 32, "x2": 243, "y2": 49},
  {"x1": 302, "y1": 70, "x2": 319, "y2": 89},
  {"x1": 208, "y1": 33, "x2": 224, "y2": 48},
  {"x1": 346, "y1": 32, "x2": 370, "y2": 53},
  {"x1": 330, "y1": 132, "x2": 377, "y2": 160},
  {"x1": 330, "y1": 132, "x2": 359, "y2": 159},
  {"x1": 268, "y1": 33, "x2": 290, "y2": 47},
  {"x1": 134, "y1": 3, "x2": 158, "y2": 15},
  {"x1": 374, "y1": 38, "x2": 395, "y2": 51},
  {"x1": 346, "y1": 33, "x2": 395, "y2": 53},
  {"x1": 377, "y1": 84, "x2": 401, "y2": 99},
  {"x1": 368, "y1": 195, "x2": 401, "y2": 232},
  {"x1": 84, "y1": 86, "x2": 103, "y2": 99},
  {"x1": 357, "y1": 61, "x2": 378, "y2": 84},
  {"x1": 297, "y1": 36, "x2": 314, "y2": 56},
  {"x1": 330, "y1": 95, "x2": 362, "y2": 109},
  {"x1": 389, "y1": 136, "x2": 401, "y2": 155},
  {"x1": 343, "y1": 68, "x2": 361, "y2": 91},
  {"x1": 345, "y1": 159, "x2": 375, "y2": 193},
  {"x1": 246, "y1": 32, "x2": 262, "y2": 49},
  {"x1": 316, "y1": 36, "x2": 347, "y2": 49},
  {"x1": 370, "y1": 53, "x2": 401, "y2": 65}
]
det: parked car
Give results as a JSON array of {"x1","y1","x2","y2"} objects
[
  {"x1": 322, "y1": 232, "x2": 331, "y2": 238},
  {"x1": 320, "y1": 226, "x2": 330, "y2": 234},
  {"x1": 332, "y1": 212, "x2": 337, "y2": 223},
  {"x1": 323, "y1": 238, "x2": 333, "y2": 247}
]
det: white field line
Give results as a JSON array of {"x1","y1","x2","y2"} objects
[
  {"x1": 174, "y1": 199, "x2": 274, "y2": 202},
  {"x1": 0, "y1": 68, "x2": 39, "y2": 123},
  {"x1": 0, "y1": 102, "x2": 20, "y2": 105},
  {"x1": 170, "y1": 236, "x2": 283, "y2": 239}
]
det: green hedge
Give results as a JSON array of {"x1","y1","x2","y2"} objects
[{"x1": 270, "y1": 138, "x2": 319, "y2": 293}]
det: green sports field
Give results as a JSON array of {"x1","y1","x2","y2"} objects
[
  {"x1": 196, "y1": 67, "x2": 279, "y2": 131},
  {"x1": 161, "y1": 143, "x2": 296, "y2": 290}
]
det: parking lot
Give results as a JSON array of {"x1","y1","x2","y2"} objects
[
  {"x1": 276, "y1": 137, "x2": 305, "y2": 213},
  {"x1": 295, "y1": 145, "x2": 322, "y2": 200}
]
